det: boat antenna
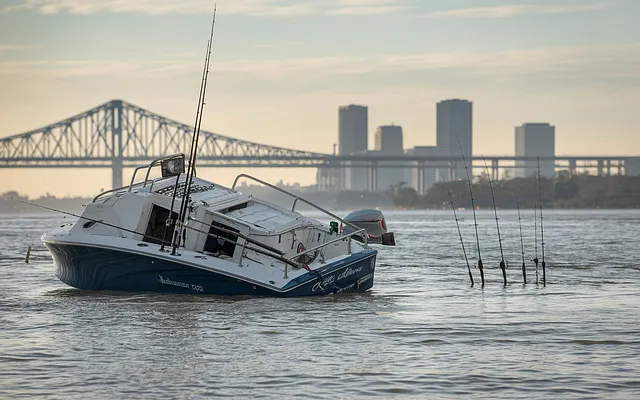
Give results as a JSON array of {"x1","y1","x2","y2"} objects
[
  {"x1": 537, "y1": 157, "x2": 546, "y2": 285},
  {"x1": 515, "y1": 189, "x2": 526, "y2": 284},
  {"x1": 533, "y1": 190, "x2": 539, "y2": 284},
  {"x1": 441, "y1": 173, "x2": 474, "y2": 286},
  {"x1": 173, "y1": 5, "x2": 217, "y2": 254},
  {"x1": 456, "y1": 136, "x2": 484, "y2": 286},
  {"x1": 482, "y1": 156, "x2": 507, "y2": 286}
]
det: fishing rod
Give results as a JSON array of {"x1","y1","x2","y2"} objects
[
  {"x1": 174, "y1": 5, "x2": 217, "y2": 255},
  {"x1": 456, "y1": 136, "x2": 484, "y2": 286},
  {"x1": 160, "y1": 173, "x2": 182, "y2": 252},
  {"x1": 537, "y1": 157, "x2": 546, "y2": 285},
  {"x1": 482, "y1": 156, "x2": 507, "y2": 286},
  {"x1": 515, "y1": 189, "x2": 526, "y2": 284},
  {"x1": 19, "y1": 200, "x2": 302, "y2": 270},
  {"x1": 533, "y1": 192, "x2": 539, "y2": 284},
  {"x1": 441, "y1": 174, "x2": 474, "y2": 286},
  {"x1": 174, "y1": 37, "x2": 210, "y2": 250}
]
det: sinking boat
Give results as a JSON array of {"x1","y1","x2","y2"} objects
[
  {"x1": 40, "y1": 10, "x2": 395, "y2": 296},
  {"x1": 41, "y1": 155, "x2": 395, "y2": 296}
]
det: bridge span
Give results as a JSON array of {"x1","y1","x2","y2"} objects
[{"x1": 1, "y1": 100, "x2": 638, "y2": 192}]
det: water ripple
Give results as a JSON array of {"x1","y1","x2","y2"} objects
[{"x1": 1, "y1": 211, "x2": 640, "y2": 399}]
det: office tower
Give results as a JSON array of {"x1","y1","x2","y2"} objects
[
  {"x1": 436, "y1": 99, "x2": 473, "y2": 180},
  {"x1": 375, "y1": 125, "x2": 404, "y2": 191},
  {"x1": 515, "y1": 123, "x2": 556, "y2": 178},
  {"x1": 375, "y1": 125, "x2": 403, "y2": 153},
  {"x1": 339, "y1": 105, "x2": 368, "y2": 190}
]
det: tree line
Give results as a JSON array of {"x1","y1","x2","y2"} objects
[{"x1": 389, "y1": 174, "x2": 640, "y2": 209}]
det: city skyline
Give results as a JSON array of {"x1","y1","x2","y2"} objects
[{"x1": 1, "y1": 0, "x2": 639, "y2": 196}]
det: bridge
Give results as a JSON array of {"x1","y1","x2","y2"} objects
[{"x1": 1, "y1": 99, "x2": 638, "y2": 192}]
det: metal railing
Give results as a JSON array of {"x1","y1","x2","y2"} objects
[
  {"x1": 93, "y1": 154, "x2": 186, "y2": 202},
  {"x1": 93, "y1": 182, "x2": 144, "y2": 202},
  {"x1": 231, "y1": 173, "x2": 367, "y2": 245},
  {"x1": 288, "y1": 228, "x2": 366, "y2": 261},
  {"x1": 129, "y1": 153, "x2": 184, "y2": 191}
]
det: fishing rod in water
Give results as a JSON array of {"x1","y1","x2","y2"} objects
[
  {"x1": 537, "y1": 157, "x2": 547, "y2": 285},
  {"x1": 482, "y1": 156, "x2": 507, "y2": 286},
  {"x1": 456, "y1": 136, "x2": 484, "y2": 286},
  {"x1": 441, "y1": 174, "x2": 474, "y2": 286},
  {"x1": 515, "y1": 189, "x2": 526, "y2": 284},
  {"x1": 533, "y1": 192, "x2": 539, "y2": 284}
]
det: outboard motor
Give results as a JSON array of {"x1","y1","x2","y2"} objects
[{"x1": 341, "y1": 209, "x2": 396, "y2": 246}]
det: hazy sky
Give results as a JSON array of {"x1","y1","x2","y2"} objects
[{"x1": 1, "y1": 0, "x2": 639, "y2": 196}]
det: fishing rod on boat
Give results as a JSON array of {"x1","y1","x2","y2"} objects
[
  {"x1": 441, "y1": 174, "x2": 474, "y2": 286},
  {"x1": 456, "y1": 136, "x2": 484, "y2": 286},
  {"x1": 482, "y1": 156, "x2": 507, "y2": 286},
  {"x1": 533, "y1": 192, "x2": 539, "y2": 284},
  {"x1": 160, "y1": 173, "x2": 182, "y2": 252},
  {"x1": 515, "y1": 189, "x2": 526, "y2": 284},
  {"x1": 19, "y1": 199, "x2": 302, "y2": 270},
  {"x1": 537, "y1": 157, "x2": 547, "y2": 285},
  {"x1": 174, "y1": 5, "x2": 217, "y2": 255}
]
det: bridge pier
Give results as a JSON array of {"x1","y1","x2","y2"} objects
[
  {"x1": 570, "y1": 160, "x2": 577, "y2": 176},
  {"x1": 111, "y1": 100, "x2": 123, "y2": 189},
  {"x1": 417, "y1": 161, "x2": 424, "y2": 195},
  {"x1": 492, "y1": 159, "x2": 499, "y2": 181},
  {"x1": 597, "y1": 159, "x2": 603, "y2": 176},
  {"x1": 369, "y1": 161, "x2": 378, "y2": 192}
]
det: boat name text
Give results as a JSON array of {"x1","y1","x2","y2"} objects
[{"x1": 157, "y1": 275, "x2": 204, "y2": 292}]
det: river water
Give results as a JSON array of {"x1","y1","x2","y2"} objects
[{"x1": 1, "y1": 210, "x2": 639, "y2": 399}]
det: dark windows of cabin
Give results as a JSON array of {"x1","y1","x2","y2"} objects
[
  {"x1": 203, "y1": 220, "x2": 239, "y2": 258},
  {"x1": 144, "y1": 205, "x2": 178, "y2": 245}
]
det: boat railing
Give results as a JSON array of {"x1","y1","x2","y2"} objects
[
  {"x1": 231, "y1": 173, "x2": 367, "y2": 245},
  {"x1": 279, "y1": 228, "x2": 367, "y2": 279},
  {"x1": 287, "y1": 228, "x2": 367, "y2": 261},
  {"x1": 93, "y1": 183, "x2": 144, "y2": 202},
  {"x1": 93, "y1": 154, "x2": 186, "y2": 202},
  {"x1": 129, "y1": 153, "x2": 185, "y2": 192}
]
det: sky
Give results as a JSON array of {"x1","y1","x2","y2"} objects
[{"x1": 1, "y1": 0, "x2": 639, "y2": 197}]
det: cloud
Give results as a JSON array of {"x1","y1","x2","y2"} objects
[
  {"x1": 2, "y1": 44, "x2": 638, "y2": 87},
  {"x1": 1, "y1": 0, "x2": 410, "y2": 16},
  {"x1": 425, "y1": 2, "x2": 615, "y2": 19}
]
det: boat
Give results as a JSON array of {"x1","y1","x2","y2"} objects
[
  {"x1": 40, "y1": 9, "x2": 394, "y2": 296},
  {"x1": 41, "y1": 154, "x2": 393, "y2": 296}
]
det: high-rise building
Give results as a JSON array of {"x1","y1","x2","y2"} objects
[
  {"x1": 436, "y1": 99, "x2": 473, "y2": 180},
  {"x1": 375, "y1": 125, "x2": 403, "y2": 153},
  {"x1": 339, "y1": 105, "x2": 368, "y2": 190},
  {"x1": 375, "y1": 125, "x2": 404, "y2": 191},
  {"x1": 515, "y1": 123, "x2": 556, "y2": 178}
]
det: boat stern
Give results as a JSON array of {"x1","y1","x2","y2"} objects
[{"x1": 283, "y1": 249, "x2": 377, "y2": 296}]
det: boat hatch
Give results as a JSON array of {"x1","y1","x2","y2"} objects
[
  {"x1": 203, "y1": 220, "x2": 239, "y2": 258},
  {"x1": 144, "y1": 204, "x2": 177, "y2": 245},
  {"x1": 218, "y1": 202, "x2": 249, "y2": 214}
]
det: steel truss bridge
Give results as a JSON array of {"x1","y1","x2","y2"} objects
[{"x1": 1, "y1": 99, "x2": 638, "y2": 192}]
